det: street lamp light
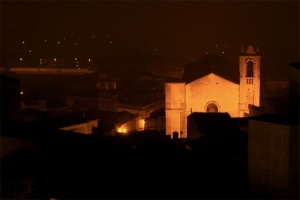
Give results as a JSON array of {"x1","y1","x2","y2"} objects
[
  {"x1": 88, "y1": 58, "x2": 92, "y2": 70},
  {"x1": 19, "y1": 58, "x2": 23, "y2": 67}
]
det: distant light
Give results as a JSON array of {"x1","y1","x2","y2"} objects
[
  {"x1": 75, "y1": 43, "x2": 78, "y2": 45},
  {"x1": 74, "y1": 58, "x2": 77, "y2": 60},
  {"x1": 44, "y1": 40, "x2": 47, "y2": 42},
  {"x1": 76, "y1": 65, "x2": 78, "y2": 67},
  {"x1": 222, "y1": 51, "x2": 225, "y2": 54},
  {"x1": 40, "y1": 59, "x2": 42, "y2": 61},
  {"x1": 109, "y1": 41, "x2": 112, "y2": 44},
  {"x1": 29, "y1": 50, "x2": 31, "y2": 53},
  {"x1": 54, "y1": 58, "x2": 56, "y2": 62},
  {"x1": 20, "y1": 58, "x2": 23, "y2": 61},
  {"x1": 118, "y1": 127, "x2": 127, "y2": 133},
  {"x1": 88, "y1": 59, "x2": 91, "y2": 62},
  {"x1": 20, "y1": 91, "x2": 23, "y2": 95},
  {"x1": 57, "y1": 42, "x2": 60, "y2": 44},
  {"x1": 215, "y1": 44, "x2": 218, "y2": 47},
  {"x1": 22, "y1": 41, "x2": 25, "y2": 44},
  {"x1": 92, "y1": 35, "x2": 95, "y2": 38}
]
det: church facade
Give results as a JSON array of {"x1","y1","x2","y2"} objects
[{"x1": 165, "y1": 45, "x2": 261, "y2": 138}]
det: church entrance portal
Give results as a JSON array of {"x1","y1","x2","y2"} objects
[{"x1": 206, "y1": 103, "x2": 218, "y2": 113}]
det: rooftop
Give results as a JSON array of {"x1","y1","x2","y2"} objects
[{"x1": 182, "y1": 55, "x2": 239, "y2": 84}]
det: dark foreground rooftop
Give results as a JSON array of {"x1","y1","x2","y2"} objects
[{"x1": 1, "y1": 120, "x2": 249, "y2": 199}]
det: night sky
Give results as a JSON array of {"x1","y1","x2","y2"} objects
[{"x1": 1, "y1": 1, "x2": 299, "y2": 70}]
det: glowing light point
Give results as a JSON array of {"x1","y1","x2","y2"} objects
[
  {"x1": 20, "y1": 58, "x2": 23, "y2": 61},
  {"x1": 22, "y1": 41, "x2": 25, "y2": 44},
  {"x1": 29, "y1": 50, "x2": 31, "y2": 53},
  {"x1": 54, "y1": 58, "x2": 56, "y2": 62},
  {"x1": 20, "y1": 91, "x2": 23, "y2": 95},
  {"x1": 88, "y1": 59, "x2": 91, "y2": 62},
  {"x1": 57, "y1": 42, "x2": 60, "y2": 44}
]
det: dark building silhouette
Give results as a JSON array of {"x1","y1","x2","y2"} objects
[
  {"x1": 247, "y1": 62, "x2": 299, "y2": 199},
  {"x1": 0, "y1": 74, "x2": 20, "y2": 121},
  {"x1": 187, "y1": 112, "x2": 239, "y2": 140},
  {"x1": 289, "y1": 62, "x2": 300, "y2": 116}
]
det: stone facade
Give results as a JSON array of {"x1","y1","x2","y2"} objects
[{"x1": 165, "y1": 45, "x2": 261, "y2": 138}]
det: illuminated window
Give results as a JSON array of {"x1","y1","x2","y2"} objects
[{"x1": 246, "y1": 61, "x2": 254, "y2": 77}]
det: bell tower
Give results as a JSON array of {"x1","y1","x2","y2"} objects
[
  {"x1": 239, "y1": 45, "x2": 261, "y2": 116},
  {"x1": 165, "y1": 82, "x2": 187, "y2": 138}
]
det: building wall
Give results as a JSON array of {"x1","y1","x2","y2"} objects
[
  {"x1": 145, "y1": 115, "x2": 165, "y2": 131},
  {"x1": 118, "y1": 106, "x2": 146, "y2": 118},
  {"x1": 118, "y1": 100, "x2": 165, "y2": 119},
  {"x1": 20, "y1": 99, "x2": 47, "y2": 111},
  {"x1": 98, "y1": 97, "x2": 118, "y2": 112},
  {"x1": 165, "y1": 82, "x2": 186, "y2": 138},
  {"x1": 66, "y1": 95, "x2": 98, "y2": 110},
  {"x1": 187, "y1": 114, "x2": 202, "y2": 140},
  {"x1": 239, "y1": 55, "x2": 261, "y2": 116},
  {"x1": 186, "y1": 73, "x2": 239, "y2": 117},
  {"x1": 117, "y1": 117, "x2": 144, "y2": 133},
  {"x1": 0, "y1": 75, "x2": 20, "y2": 119},
  {"x1": 289, "y1": 64, "x2": 300, "y2": 115},
  {"x1": 248, "y1": 120, "x2": 299, "y2": 198},
  {"x1": 266, "y1": 80, "x2": 289, "y2": 91},
  {"x1": 60, "y1": 119, "x2": 99, "y2": 134}
]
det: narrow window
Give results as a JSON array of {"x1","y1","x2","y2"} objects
[{"x1": 246, "y1": 61, "x2": 254, "y2": 77}]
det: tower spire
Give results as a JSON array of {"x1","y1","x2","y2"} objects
[{"x1": 245, "y1": 45, "x2": 257, "y2": 55}]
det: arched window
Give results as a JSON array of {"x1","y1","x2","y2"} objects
[
  {"x1": 246, "y1": 61, "x2": 254, "y2": 77},
  {"x1": 206, "y1": 103, "x2": 218, "y2": 113}
]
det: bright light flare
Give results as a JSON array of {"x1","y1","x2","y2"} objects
[{"x1": 118, "y1": 128, "x2": 127, "y2": 134}]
